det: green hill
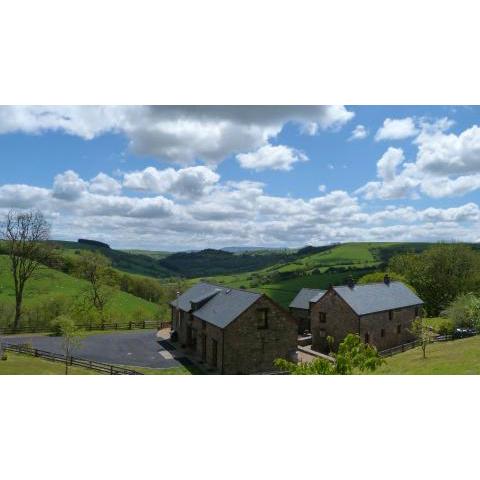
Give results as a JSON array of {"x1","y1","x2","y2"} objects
[
  {"x1": 196, "y1": 242, "x2": 434, "y2": 307},
  {"x1": 0, "y1": 254, "x2": 160, "y2": 329},
  {"x1": 51, "y1": 240, "x2": 175, "y2": 278}
]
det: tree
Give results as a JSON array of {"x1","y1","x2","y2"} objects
[
  {"x1": 410, "y1": 315, "x2": 435, "y2": 359},
  {"x1": 52, "y1": 315, "x2": 84, "y2": 375},
  {"x1": 74, "y1": 250, "x2": 117, "y2": 326},
  {"x1": 0, "y1": 210, "x2": 53, "y2": 331},
  {"x1": 357, "y1": 271, "x2": 414, "y2": 291},
  {"x1": 274, "y1": 333, "x2": 384, "y2": 375},
  {"x1": 445, "y1": 293, "x2": 480, "y2": 329},
  {"x1": 389, "y1": 244, "x2": 480, "y2": 316}
]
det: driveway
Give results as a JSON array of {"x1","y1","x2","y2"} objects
[{"x1": 4, "y1": 330, "x2": 186, "y2": 370}]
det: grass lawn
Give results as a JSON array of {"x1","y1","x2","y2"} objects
[
  {"x1": 0, "y1": 351, "x2": 99, "y2": 375},
  {"x1": 373, "y1": 335, "x2": 480, "y2": 374}
]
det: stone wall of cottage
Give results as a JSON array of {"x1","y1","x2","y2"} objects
[
  {"x1": 358, "y1": 307, "x2": 418, "y2": 351},
  {"x1": 223, "y1": 296, "x2": 298, "y2": 374},
  {"x1": 310, "y1": 291, "x2": 420, "y2": 353},
  {"x1": 310, "y1": 290, "x2": 358, "y2": 353},
  {"x1": 289, "y1": 307, "x2": 311, "y2": 334},
  {"x1": 171, "y1": 296, "x2": 296, "y2": 374},
  {"x1": 171, "y1": 306, "x2": 224, "y2": 372}
]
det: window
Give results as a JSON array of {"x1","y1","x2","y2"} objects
[
  {"x1": 381, "y1": 328, "x2": 385, "y2": 338},
  {"x1": 364, "y1": 332, "x2": 370, "y2": 344},
  {"x1": 256, "y1": 308, "x2": 269, "y2": 329},
  {"x1": 397, "y1": 324, "x2": 402, "y2": 334},
  {"x1": 319, "y1": 328, "x2": 326, "y2": 338},
  {"x1": 388, "y1": 310, "x2": 393, "y2": 321},
  {"x1": 319, "y1": 312, "x2": 326, "y2": 323}
]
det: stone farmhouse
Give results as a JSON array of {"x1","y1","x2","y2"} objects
[
  {"x1": 310, "y1": 275, "x2": 423, "y2": 353},
  {"x1": 170, "y1": 282, "x2": 297, "y2": 374},
  {"x1": 289, "y1": 287, "x2": 325, "y2": 334}
]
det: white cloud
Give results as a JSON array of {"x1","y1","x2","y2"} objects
[
  {"x1": 89, "y1": 173, "x2": 122, "y2": 195},
  {"x1": 375, "y1": 117, "x2": 419, "y2": 141},
  {"x1": 123, "y1": 165, "x2": 220, "y2": 199},
  {"x1": 52, "y1": 170, "x2": 88, "y2": 201},
  {"x1": 415, "y1": 124, "x2": 480, "y2": 175},
  {"x1": 2, "y1": 168, "x2": 480, "y2": 249},
  {"x1": 318, "y1": 184, "x2": 327, "y2": 192},
  {"x1": 376, "y1": 147, "x2": 405, "y2": 181},
  {"x1": 236, "y1": 144, "x2": 308, "y2": 171},
  {"x1": 349, "y1": 124, "x2": 368, "y2": 141},
  {"x1": 0, "y1": 106, "x2": 354, "y2": 166},
  {"x1": 0, "y1": 184, "x2": 50, "y2": 208}
]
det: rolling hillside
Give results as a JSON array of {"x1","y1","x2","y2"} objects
[
  {"x1": 51, "y1": 240, "x2": 174, "y2": 278},
  {"x1": 0, "y1": 254, "x2": 160, "y2": 328},
  {"x1": 196, "y1": 242, "x2": 433, "y2": 307}
]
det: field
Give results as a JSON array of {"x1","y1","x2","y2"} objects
[
  {"x1": 0, "y1": 351, "x2": 99, "y2": 375},
  {"x1": 0, "y1": 254, "x2": 160, "y2": 325},
  {"x1": 374, "y1": 336, "x2": 480, "y2": 374},
  {"x1": 195, "y1": 242, "x2": 410, "y2": 307}
]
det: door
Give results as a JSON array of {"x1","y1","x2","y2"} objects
[
  {"x1": 211, "y1": 339, "x2": 218, "y2": 367},
  {"x1": 201, "y1": 334, "x2": 207, "y2": 362}
]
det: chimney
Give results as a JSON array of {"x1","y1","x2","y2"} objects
[
  {"x1": 384, "y1": 273, "x2": 391, "y2": 285},
  {"x1": 346, "y1": 276, "x2": 355, "y2": 289}
]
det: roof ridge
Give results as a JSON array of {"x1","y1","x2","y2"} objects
[{"x1": 200, "y1": 281, "x2": 262, "y2": 296}]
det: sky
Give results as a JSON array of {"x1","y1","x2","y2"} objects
[{"x1": 1, "y1": 105, "x2": 480, "y2": 250}]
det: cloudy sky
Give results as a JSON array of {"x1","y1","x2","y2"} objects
[{"x1": 1, "y1": 105, "x2": 480, "y2": 250}]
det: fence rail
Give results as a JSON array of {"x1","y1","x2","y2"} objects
[
  {"x1": 0, "y1": 320, "x2": 171, "y2": 336},
  {"x1": 380, "y1": 330, "x2": 478, "y2": 357},
  {"x1": 2, "y1": 343, "x2": 143, "y2": 375}
]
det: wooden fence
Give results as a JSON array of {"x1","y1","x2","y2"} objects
[
  {"x1": 2, "y1": 343, "x2": 143, "y2": 375},
  {"x1": 0, "y1": 320, "x2": 171, "y2": 336},
  {"x1": 380, "y1": 330, "x2": 478, "y2": 357}
]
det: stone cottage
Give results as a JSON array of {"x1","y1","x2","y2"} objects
[
  {"x1": 310, "y1": 275, "x2": 423, "y2": 353},
  {"x1": 289, "y1": 288, "x2": 326, "y2": 333},
  {"x1": 170, "y1": 282, "x2": 297, "y2": 374}
]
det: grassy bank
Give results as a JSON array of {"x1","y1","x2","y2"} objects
[{"x1": 374, "y1": 335, "x2": 480, "y2": 374}]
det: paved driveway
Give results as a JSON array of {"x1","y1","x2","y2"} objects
[{"x1": 4, "y1": 330, "x2": 185, "y2": 370}]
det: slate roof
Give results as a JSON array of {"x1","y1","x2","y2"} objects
[
  {"x1": 332, "y1": 281, "x2": 423, "y2": 316},
  {"x1": 289, "y1": 288, "x2": 326, "y2": 310},
  {"x1": 170, "y1": 282, "x2": 262, "y2": 329}
]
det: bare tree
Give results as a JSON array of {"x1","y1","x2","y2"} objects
[{"x1": 1, "y1": 210, "x2": 52, "y2": 331}]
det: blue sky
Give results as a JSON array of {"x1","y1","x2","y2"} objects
[{"x1": 1, "y1": 105, "x2": 480, "y2": 249}]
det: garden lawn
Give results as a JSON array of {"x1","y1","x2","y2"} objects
[
  {"x1": 373, "y1": 335, "x2": 480, "y2": 374},
  {"x1": 0, "y1": 351, "x2": 99, "y2": 375}
]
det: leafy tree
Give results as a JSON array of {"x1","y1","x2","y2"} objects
[
  {"x1": 389, "y1": 244, "x2": 480, "y2": 316},
  {"x1": 74, "y1": 250, "x2": 117, "y2": 326},
  {"x1": 410, "y1": 315, "x2": 435, "y2": 359},
  {"x1": 274, "y1": 333, "x2": 384, "y2": 375},
  {"x1": 52, "y1": 315, "x2": 84, "y2": 375},
  {"x1": 445, "y1": 293, "x2": 480, "y2": 329},
  {"x1": 0, "y1": 210, "x2": 54, "y2": 331},
  {"x1": 357, "y1": 271, "x2": 414, "y2": 291}
]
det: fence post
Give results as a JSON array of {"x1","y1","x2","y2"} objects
[
  {"x1": 115, "y1": 323, "x2": 118, "y2": 330},
  {"x1": 129, "y1": 321, "x2": 132, "y2": 330},
  {"x1": 110, "y1": 365, "x2": 113, "y2": 375},
  {"x1": 143, "y1": 320, "x2": 146, "y2": 329}
]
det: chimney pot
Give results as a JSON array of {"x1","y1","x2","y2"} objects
[
  {"x1": 384, "y1": 274, "x2": 390, "y2": 285},
  {"x1": 346, "y1": 276, "x2": 355, "y2": 288}
]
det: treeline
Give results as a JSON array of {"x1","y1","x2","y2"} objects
[
  {"x1": 387, "y1": 243, "x2": 480, "y2": 316},
  {"x1": 158, "y1": 248, "x2": 298, "y2": 277}
]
